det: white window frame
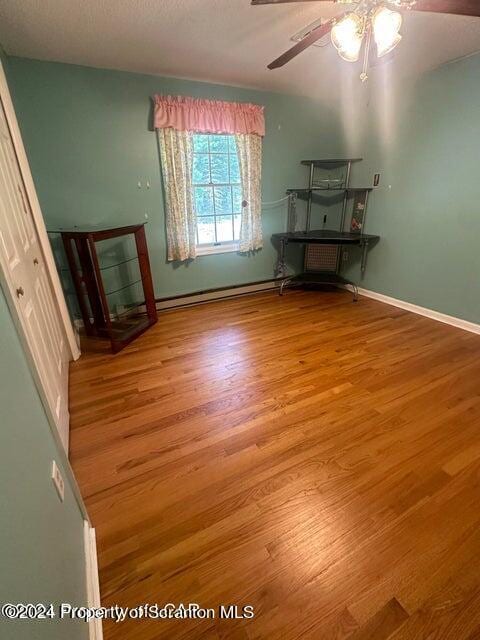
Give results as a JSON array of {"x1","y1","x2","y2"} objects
[{"x1": 196, "y1": 242, "x2": 239, "y2": 256}]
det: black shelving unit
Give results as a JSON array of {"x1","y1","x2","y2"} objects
[{"x1": 274, "y1": 159, "x2": 379, "y2": 300}]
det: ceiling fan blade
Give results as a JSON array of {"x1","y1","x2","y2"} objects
[
  {"x1": 411, "y1": 0, "x2": 480, "y2": 17},
  {"x1": 267, "y1": 16, "x2": 340, "y2": 69}
]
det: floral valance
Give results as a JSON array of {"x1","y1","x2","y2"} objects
[{"x1": 153, "y1": 95, "x2": 265, "y2": 137}]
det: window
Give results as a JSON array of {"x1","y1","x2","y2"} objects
[
  {"x1": 192, "y1": 134, "x2": 242, "y2": 254},
  {"x1": 156, "y1": 95, "x2": 263, "y2": 261}
]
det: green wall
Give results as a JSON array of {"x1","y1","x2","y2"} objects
[
  {"x1": 6, "y1": 57, "x2": 347, "y2": 310},
  {"x1": 345, "y1": 55, "x2": 480, "y2": 323},
  {"x1": 6, "y1": 53, "x2": 480, "y2": 323},
  {"x1": 0, "y1": 289, "x2": 88, "y2": 640},
  {"x1": 0, "y1": 47, "x2": 88, "y2": 639}
]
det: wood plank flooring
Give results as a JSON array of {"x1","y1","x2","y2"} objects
[{"x1": 69, "y1": 290, "x2": 480, "y2": 640}]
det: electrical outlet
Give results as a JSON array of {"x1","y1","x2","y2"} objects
[{"x1": 51, "y1": 460, "x2": 65, "y2": 502}]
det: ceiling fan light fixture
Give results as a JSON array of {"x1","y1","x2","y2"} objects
[
  {"x1": 337, "y1": 38, "x2": 363, "y2": 62},
  {"x1": 331, "y1": 13, "x2": 364, "y2": 63},
  {"x1": 372, "y1": 6, "x2": 403, "y2": 58}
]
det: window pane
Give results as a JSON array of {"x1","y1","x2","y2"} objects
[
  {"x1": 194, "y1": 186, "x2": 214, "y2": 215},
  {"x1": 228, "y1": 136, "x2": 238, "y2": 153},
  {"x1": 197, "y1": 216, "x2": 215, "y2": 244},
  {"x1": 194, "y1": 134, "x2": 243, "y2": 248},
  {"x1": 229, "y1": 153, "x2": 241, "y2": 184},
  {"x1": 192, "y1": 154, "x2": 210, "y2": 184},
  {"x1": 214, "y1": 186, "x2": 232, "y2": 214},
  {"x1": 234, "y1": 213, "x2": 241, "y2": 241},
  {"x1": 216, "y1": 215, "x2": 234, "y2": 242},
  {"x1": 210, "y1": 154, "x2": 229, "y2": 184},
  {"x1": 193, "y1": 134, "x2": 209, "y2": 152},
  {"x1": 209, "y1": 135, "x2": 229, "y2": 153},
  {"x1": 232, "y1": 185, "x2": 242, "y2": 213}
]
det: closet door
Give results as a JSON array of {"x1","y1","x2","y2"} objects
[{"x1": 0, "y1": 98, "x2": 70, "y2": 451}]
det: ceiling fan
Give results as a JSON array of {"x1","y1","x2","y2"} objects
[{"x1": 252, "y1": 0, "x2": 480, "y2": 81}]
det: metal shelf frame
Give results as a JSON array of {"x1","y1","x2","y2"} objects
[{"x1": 278, "y1": 158, "x2": 378, "y2": 301}]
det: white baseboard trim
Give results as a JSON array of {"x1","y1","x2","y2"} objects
[
  {"x1": 355, "y1": 287, "x2": 480, "y2": 335},
  {"x1": 84, "y1": 521, "x2": 103, "y2": 640},
  {"x1": 156, "y1": 280, "x2": 280, "y2": 310}
]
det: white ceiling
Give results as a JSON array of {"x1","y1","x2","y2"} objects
[{"x1": 0, "y1": 0, "x2": 480, "y2": 98}]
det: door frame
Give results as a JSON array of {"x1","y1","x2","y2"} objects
[{"x1": 0, "y1": 58, "x2": 80, "y2": 361}]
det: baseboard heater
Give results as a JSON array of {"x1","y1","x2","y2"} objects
[{"x1": 155, "y1": 278, "x2": 283, "y2": 310}]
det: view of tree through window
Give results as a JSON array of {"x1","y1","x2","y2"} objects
[{"x1": 192, "y1": 134, "x2": 242, "y2": 247}]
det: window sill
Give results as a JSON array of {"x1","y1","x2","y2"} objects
[{"x1": 196, "y1": 244, "x2": 240, "y2": 256}]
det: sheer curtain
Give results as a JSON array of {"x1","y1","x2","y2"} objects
[
  {"x1": 236, "y1": 133, "x2": 263, "y2": 253},
  {"x1": 157, "y1": 127, "x2": 196, "y2": 261}
]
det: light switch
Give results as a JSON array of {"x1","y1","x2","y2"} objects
[{"x1": 51, "y1": 460, "x2": 65, "y2": 502}]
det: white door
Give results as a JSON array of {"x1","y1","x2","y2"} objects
[{"x1": 0, "y1": 97, "x2": 70, "y2": 450}]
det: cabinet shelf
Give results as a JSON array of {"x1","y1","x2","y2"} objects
[
  {"x1": 301, "y1": 158, "x2": 363, "y2": 167},
  {"x1": 105, "y1": 279, "x2": 142, "y2": 297},
  {"x1": 100, "y1": 256, "x2": 138, "y2": 271},
  {"x1": 287, "y1": 187, "x2": 373, "y2": 205},
  {"x1": 287, "y1": 187, "x2": 373, "y2": 194},
  {"x1": 289, "y1": 272, "x2": 355, "y2": 286}
]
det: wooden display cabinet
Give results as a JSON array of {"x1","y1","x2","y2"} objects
[{"x1": 56, "y1": 223, "x2": 157, "y2": 353}]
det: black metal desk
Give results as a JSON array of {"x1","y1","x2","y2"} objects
[{"x1": 272, "y1": 229, "x2": 380, "y2": 300}]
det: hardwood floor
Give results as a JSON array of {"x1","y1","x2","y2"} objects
[{"x1": 69, "y1": 290, "x2": 480, "y2": 640}]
